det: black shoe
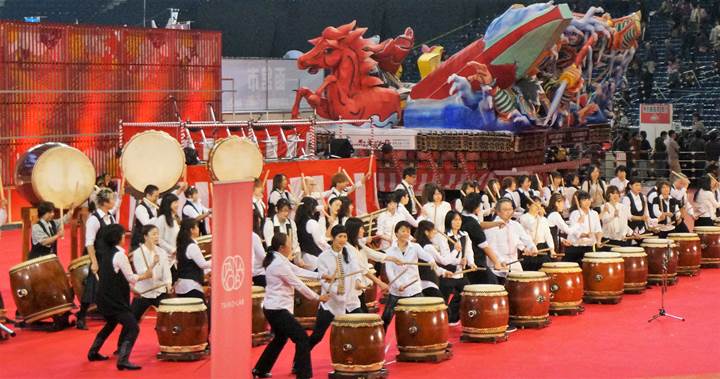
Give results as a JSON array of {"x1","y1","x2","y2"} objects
[
  {"x1": 506, "y1": 325, "x2": 518, "y2": 333},
  {"x1": 88, "y1": 352, "x2": 109, "y2": 361},
  {"x1": 117, "y1": 341, "x2": 141, "y2": 371},
  {"x1": 88, "y1": 335, "x2": 110, "y2": 362},
  {"x1": 252, "y1": 369, "x2": 272, "y2": 378},
  {"x1": 76, "y1": 319, "x2": 88, "y2": 330}
]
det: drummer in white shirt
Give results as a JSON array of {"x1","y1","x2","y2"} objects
[
  {"x1": 693, "y1": 176, "x2": 719, "y2": 227},
  {"x1": 541, "y1": 171, "x2": 564, "y2": 207},
  {"x1": 395, "y1": 167, "x2": 418, "y2": 215},
  {"x1": 650, "y1": 181, "x2": 682, "y2": 238},
  {"x1": 263, "y1": 199, "x2": 306, "y2": 269},
  {"x1": 518, "y1": 196, "x2": 554, "y2": 271},
  {"x1": 252, "y1": 211, "x2": 268, "y2": 287},
  {"x1": 484, "y1": 198, "x2": 535, "y2": 281},
  {"x1": 376, "y1": 191, "x2": 410, "y2": 251},
  {"x1": 608, "y1": 166, "x2": 629, "y2": 195},
  {"x1": 129, "y1": 224, "x2": 172, "y2": 321},
  {"x1": 182, "y1": 187, "x2": 211, "y2": 236},
  {"x1": 295, "y1": 197, "x2": 331, "y2": 271},
  {"x1": 670, "y1": 173, "x2": 692, "y2": 232},
  {"x1": 600, "y1": 186, "x2": 633, "y2": 247},
  {"x1": 153, "y1": 193, "x2": 182, "y2": 272},
  {"x1": 253, "y1": 178, "x2": 267, "y2": 219},
  {"x1": 421, "y1": 183, "x2": 452, "y2": 233},
  {"x1": 566, "y1": 191, "x2": 603, "y2": 264}
]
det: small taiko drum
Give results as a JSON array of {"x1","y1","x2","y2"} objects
[
  {"x1": 505, "y1": 271, "x2": 551, "y2": 328},
  {"x1": 208, "y1": 136, "x2": 264, "y2": 181},
  {"x1": 294, "y1": 278, "x2": 321, "y2": 329},
  {"x1": 121, "y1": 130, "x2": 185, "y2": 196},
  {"x1": 251, "y1": 286, "x2": 271, "y2": 346},
  {"x1": 67, "y1": 255, "x2": 93, "y2": 307},
  {"x1": 540, "y1": 262, "x2": 584, "y2": 315},
  {"x1": 330, "y1": 313, "x2": 386, "y2": 377},
  {"x1": 156, "y1": 297, "x2": 208, "y2": 361},
  {"x1": 14, "y1": 142, "x2": 96, "y2": 208},
  {"x1": 668, "y1": 233, "x2": 702, "y2": 276},
  {"x1": 582, "y1": 252, "x2": 625, "y2": 304},
  {"x1": 9, "y1": 255, "x2": 74, "y2": 323},
  {"x1": 695, "y1": 226, "x2": 720, "y2": 268},
  {"x1": 460, "y1": 284, "x2": 509, "y2": 342},
  {"x1": 642, "y1": 238, "x2": 679, "y2": 285},
  {"x1": 394, "y1": 297, "x2": 451, "y2": 362},
  {"x1": 612, "y1": 247, "x2": 648, "y2": 294}
]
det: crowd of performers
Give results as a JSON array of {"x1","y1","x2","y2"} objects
[
  {"x1": 251, "y1": 165, "x2": 719, "y2": 379},
  {"x1": 9, "y1": 162, "x2": 720, "y2": 376}
]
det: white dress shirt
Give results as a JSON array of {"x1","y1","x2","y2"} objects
[
  {"x1": 446, "y1": 230, "x2": 474, "y2": 279},
  {"x1": 541, "y1": 186, "x2": 563, "y2": 206},
  {"x1": 263, "y1": 252, "x2": 320, "y2": 312},
  {"x1": 484, "y1": 217, "x2": 535, "y2": 277},
  {"x1": 112, "y1": 247, "x2": 140, "y2": 284},
  {"x1": 153, "y1": 215, "x2": 181, "y2": 258},
  {"x1": 268, "y1": 189, "x2": 295, "y2": 207},
  {"x1": 326, "y1": 182, "x2": 363, "y2": 201},
  {"x1": 398, "y1": 203, "x2": 422, "y2": 227},
  {"x1": 253, "y1": 197, "x2": 267, "y2": 218},
  {"x1": 563, "y1": 186, "x2": 578, "y2": 215},
  {"x1": 600, "y1": 202, "x2": 633, "y2": 241},
  {"x1": 317, "y1": 247, "x2": 363, "y2": 316},
  {"x1": 695, "y1": 190, "x2": 719, "y2": 219},
  {"x1": 567, "y1": 209, "x2": 602, "y2": 246},
  {"x1": 85, "y1": 209, "x2": 116, "y2": 248},
  {"x1": 454, "y1": 197, "x2": 464, "y2": 213},
  {"x1": 252, "y1": 232, "x2": 266, "y2": 277},
  {"x1": 134, "y1": 198, "x2": 158, "y2": 226},
  {"x1": 503, "y1": 191, "x2": 522, "y2": 218},
  {"x1": 609, "y1": 177, "x2": 629, "y2": 194},
  {"x1": 31, "y1": 214, "x2": 70, "y2": 246},
  {"x1": 384, "y1": 242, "x2": 424, "y2": 297},
  {"x1": 395, "y1": 180, "x2": 417, "y2": 214},
  {"x1": 263, "y1": 216, "x2": 300, "y2": 254},
  {"x1": 422, "y1": 201, "x2": 452, "y2": 233},
  {"x1": 183, "y1": 200, "x2": 209, "y2": 219},
  {"x1": 132, "y1": 244, "x2": 172, "y2": 298},
  {"x1": 671, "y1": 186, "x2": 693, "y2": 216},
  {"x1": 480, "y1": 193, "x2": 495, "y2": 219},
  {"x1": 519, "y1": 213, "x2": 555, "y2": 251},
  {"x1": 582, "y1": 180, "x2": 606, "y2": 209},
  {"x1": 651, "y1": 196, "x2": 679, "y2": 231},
  {"x1": 646, "y1": 189, "x2": 658, "y2": 205},
  {"x1": 174, "y1": 242, "x2": 212, "y2": 295},
  {"x1": 420, "y1": 244, "x2": 454, "y2": 290},
  {"x1": 376, "y1": 210, "x2": 406, "y2": 250}
]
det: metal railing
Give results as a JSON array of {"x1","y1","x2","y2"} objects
[{"x1": 602, "y1": 150, "x2": 709, "y2": 184}]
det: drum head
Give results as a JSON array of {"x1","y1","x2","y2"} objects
[
  {"x1": 668, "y1": 233, "x2": 699, "y2": 241},
  {"x1": 584, "y1": 252, "x2": 621, "y2": 259},
  {"x1": 68, "y1": 255, "x2": 92, "y2": 271},
  {"x1": 121, "y1": 131, "x2": 184, "y2": 194},
  {"x1": 397, "y1": 297, "x2": 444, "y2": 306},
  {"x1": 208, "y1": 136, "x2": 263, "y2": 181},
  {"x1": 507, "y1": 271, "x2": 546, "y2": 279},
  {"x1": 693, "y1": 226, "x2": 720, "y2": 234},
  {"x1": 642, "y1": 238, "x2": 674, "y2": 247},
  {"x1": 25, "y1": 144, "x2": 95, "y2": 209},
  {"x1": 252, "y1": 286, "x2": 265, "y2": 294},
  {"x1": 158, "y1": 297, "x2": 206, "y2": 312},
  {"x1": 334, "y1": 313, "x2": 381, "y2": 323},
  {"x1": 541, "y1": 262, "x2": 579, "y2": 269},
  {"x1": 611, "y1": 247, "x2": 644, "y2": 254},
  {"x1": 463, "y1": 284, "x2": 506, "y2": 293},
  {"x1": 9, "y1": 254, "x2": 59, "y2": 274}
]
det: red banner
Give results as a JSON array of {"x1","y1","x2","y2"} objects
[
  {"x1": 640, "y1": 103, "x2": 673, "y2": 125},
  {"x1": 211, "y1": 180, "x2": 253, "y2": 378}
]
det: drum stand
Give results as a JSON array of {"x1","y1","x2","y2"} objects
[{"x1": 648, "y1": 244, "x2": 685, "y2": 323}]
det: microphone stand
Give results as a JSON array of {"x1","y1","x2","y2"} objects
[{"x1": 648, "y1": 241, "x2": 685, "y2": 323}]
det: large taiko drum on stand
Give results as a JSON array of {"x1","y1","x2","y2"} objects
[
  {"x1": 294, "y1": 278, "x2": 321, "y2": 329},
  {"x1": 208, "y1": 136, "x2": 264, "y2": 181},
  {"x1": 668, "y1": 233, "x2": 702, "y2": 276},
  {"x1": 196, "y1": 235, "x2": 212, "y2": 257},
  {"x1": 505, "y1": 271, "x2": 551, "y2": 328},
  {"x1": 612, "y1": 247, "x2": 648, "y2": 294},
  {"x1": 121, "y1": 130, "x2": 185, "y2": 195},
  {"x1": 694, "y1": 226, "x2": 720, "y2": 268},
  {"x1": 582, "y1": 252, "x2": 625, "y2": 304},
  {"x1": 540, "y1": 262, "x2": 584, "y2": 315},
  {"x1": 251, "y1": 286, "x2": 271, "y2": 347},
  {"x1": 156, "y1": 297, "x2": 209, "y2": 361},
  {"x1": 460, "y1": 284, "x2": 509, "y2": 342},
  {"x1": 15, "y1": 143, "x2": 96, "y2": 208},
  {"x1": 395, "y1": 297, "x2": 452, "y2": 362},
  {"x1": 642, "y1": 238, "x2": 679, "y2": 285},
  {"x1": 330, "y1": 314, "x2": 387, "y2": 378},
  {"x1": 9, "y1": 255, "x2": 74, "y2": 323},
  {"x1": 67, "y1": 255, "x2": 93, "y2": 307}
]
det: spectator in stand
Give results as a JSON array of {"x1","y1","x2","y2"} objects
[
  {"x1": 692, "y1": 113, "x2": 704, "y2": 132},
  {"x1": 666, "y1": 130, "x2": 681, "y2": 176},
  {"x1": 690, "y1": 3, "x2": 707, "y2": 30},
  {"x1": 655, "y1": 131, "x2": 668, "y2": 154},
  {"x1": 689, "y1": 130, "x2": 706, "y2": 152},
  {"x1": 667, "y1": 57, "x2": 681, "y2": 90},
  {"x1": 696, "y1": 31, "x2": 709, "y2": 54},
  {"x1": 706, "y1": 134, "x2": 720, "y2": 163},
  {"x1": 711, "y1": 20, "x2": 720, "y2": 52},
  {"x1": 641, "y1": 68, "x2": 654, "y2": 101}
]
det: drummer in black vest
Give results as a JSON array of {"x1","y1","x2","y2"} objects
[
  {"x1": 28, "y1": 201, "x2": 74, "y2": 260},
  {"x1": 263, "y1": 199, "x2": 305, "y2": 268},
  {"x1": 77, "y1": 188, "x2": 117, "y2": 330},
  {"x1": 182, "y1": 186, "x2": 211, "y2": 236},
  {"x1": 174, "y1": 219, "x2": 212, "y2": 328},
  {"x1": 394, "y1": 167, "x2": 418, "y2": 215},
  {"x1": 295, "y1": 197, "x2": 331, "y2": 271},
  {"x1": 460, "y1": 193, "x2": 505, "y2": 285},
  {"x1": 650, "y1": 181, "x2": 682, "y2": 238},
  {"x1": 441, "y1": 211, "x2": 475, "y2": 324},
  {"x1": 516, "y1": 175, "x2": 534, "y2": 215},
  {"x1": 622, "y1": 178, "x2": 650, "y2": 236},
  {"x1": 87, "y1": 223, "x2": 158, "y2": 371},
  {"x1": 130, "y1": 185, "x2": 160, "y2": 251}
]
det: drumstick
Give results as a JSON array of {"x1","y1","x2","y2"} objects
[
  {"x1": 59, "y1": 207, "x2": 65, "y2": 240},
  {"x1": 387, "y1": 267, "x2": 409, "y2": 286},
  {"x1": 209, "y1": 182, "x2": 215, "y2": 207},
  {"x1": 486, "y1": 186, "x2": 497, "y2": 202},
  {"x1": 367, "y1": 152, "x2": 374, "y2": 176},
  {"x1": 330, "y1": 269, "x2": 366, "y2": 283},
  {"x1": 535, "y1": 173, "x2": 543, "y2": 189},
  {"x1": 133, "y1": 283, "x2": 168, "y2": 296},
  {"x1": 401, "y1": 261, "x2": 433, "y2": 266},
  {"x1": 401, "y1": 278, "x2": 419, "y2": 290},
  {"x1": 342, "y1": 169, "x2": 355, "y2": 187},
  {"x1": 458, "y1": 266, "x2": 485, "y2": 274},
  {"x1": 261, "y1": 169, "x2": 270, "y2": 186},
  {"x1": 671, "y1": 170, "x2": 688, "y2": 180},
  {"x1": 182, "y1": 164, "x2": 188, "y2": 183}
]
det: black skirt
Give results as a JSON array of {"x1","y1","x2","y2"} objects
[{"x1": 696, "y1": 217, "x2": 714, "y2": 227}]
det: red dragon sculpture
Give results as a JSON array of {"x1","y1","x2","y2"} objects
[{"x1": 291, "y1": 21, "x2": 413, "y2": 127}]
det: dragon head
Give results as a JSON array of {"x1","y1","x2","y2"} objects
[{"x1": 297, "y1": 21, "x2": 371, "y2": 74}]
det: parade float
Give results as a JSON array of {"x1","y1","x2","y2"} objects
[{"x1": 292, "y1": 2, "x2": 640, "y2": 190}]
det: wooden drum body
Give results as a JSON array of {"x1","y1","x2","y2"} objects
[
  {"x1": 294, "y1": 279, "x2": 321, "y2": 329},
  {"x1": 251, "y1": 286, "x2": 271, "y2": 347},
  {"x1": 156, "y1": 298, "x2": 208, "y2": 361},
  {"x1": 695, "y1": 226, "x2": 720, "y2": 268},
  {"x1": 363, "y1": 281, "x2": 379, "y2": 313},
  {"x1": 196, "y1": 235, "x2": 212, "y2": 257},
  {"x1": 9, "y1": 255, "x2": 74, "y2": 323},
  {"x1": 14, "y1": 142, "x2": 96, "y2": 208},
  {"x1": 208, "y1": 136, "x2": 264, "y2": 181},
  {"x1": 540, "y1": 262, "x2": 584, "y2": 315},
  {"x1": 582, "y1": 252, "x2": 625, "y2": 304},
  {"x1": 642, "y1": 238, "x2": 679, "y2": 285},
  {"x1": 460, "y1": 284, "x2": 509, "y2": 342},
  {"x1": 668, "y1": 233, "x2": 702, "y2": 276},
  {"x1": 395, "y1": 297, "x2": 452, "y2": 362},
  {"x1": 505, "y1": 271, "x2": 551, "y2": 328},
  {"x1": 121, "y1": 130, "x2": 185, "y2": 195},
  {"x1": 612, "y1": 247, "x2": 648, "y2": 294},
  {"x1": 68, "y1": 255, "x2": 91, "y2": 305},
  {"x1": 330, "y1": 314, "x2": 386, "y2": 377}
]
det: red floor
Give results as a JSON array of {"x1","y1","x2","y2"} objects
[{"x1": 2, "y1": 228, "x2": 720, "y2": 378}]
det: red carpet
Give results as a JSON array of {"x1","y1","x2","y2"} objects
[{"x1": 1, "y1": 228, "x2": 720, "y2": 378}]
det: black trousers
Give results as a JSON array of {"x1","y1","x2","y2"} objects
[
  {"x1": 178, "y1": 289, "x2": 210, "y2": 331},
  {"x1": 252, "y1": 275, "x2": 267, "y2": 287},
  {"x1": 466, "y1": 267, "x2": 499, "y2": 285},
  {"x1": 382, "y1": 293, "x2": 421, "y2": 330},
  {"x1": 130, "y1": 294, "x2": 167, "y2": 321},
  {"x1": 563, "y1": 246, "x2": 593, "y2": 265},
  {"x1": 439, "y1": 277, "x2": 468, "y2": 323},
  {"x1": 255, "y1": 309, "x2": 312, "y2": 379},
  {"x1": 675, "y1": 221, "x2": 689, "y2": 233},
  {"x1": 308, "y1": 307, "x2": 362, "y2": 350},
  {"x1": 77, "y1": 273, "x2": 99, "y2": 321},
  {"x1": 421, "y1": 286, "x2": 443, "y2": 298},
  {"x1": 521, "y1": 243, "x2": 552, "y2": 271},
  {"x1": 95, "y1": 311, "x2": 139, "y2": 350},
  {"x1": 696, "y1": 217, "x2": 714, "y2": 227},
  {"x1": 605, "y1": 239, "x2": 629, "y2": 248}
]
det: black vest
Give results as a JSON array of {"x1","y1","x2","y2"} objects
[
  {"x1": 502, "y1": 191, "x2": 517, "y2": 209},
  {"x1": 418, "y1": 247, "x2": 439, "y2": 284},
  {"x1": 517, "y1": 189, "x2": 532, "y2": 211},
  {"x1": 131, "y1": 201, "x2": 154, "y2": 249},
  {"x1": 298, "y1": 220, "x2": 323, "y2": 257},
  {"x1": 443, "y1": 233, "x2": 468, "y2": 272},
  {"x1": 626, "y1": 193, "x2": 646, "y2": 230},
  {"x1": 84, "y1": 211, "x2": 115, "y2": 257},
  {"x1": 183, "y1": 201, "x2": 208, "y2": 236},
  {"x1": 652, "y1": 197, "x2": 680, "y2": 225},
  {"x1": 28, "y1": 221, "x2": 57, "y2": 259},
  {"x1": 96, "y1": 248, "x2": 131, "y2": 316},
  {"x1": 399, "y1": 182, "x2": 415, "y2": 214},
  {"x1": 177, "y1": 242, "x2": 204, "y2": 284}
]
